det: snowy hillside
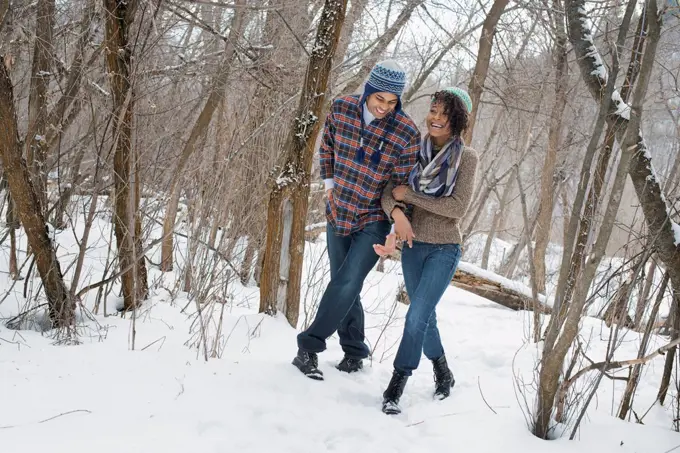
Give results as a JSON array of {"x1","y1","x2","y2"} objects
[{"x1": 0, "y1": 204, "x2": 678, "y2": 453}]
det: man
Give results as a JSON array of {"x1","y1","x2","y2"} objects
[{"x1": 293, "y1": 60, "x2": 421, "y2": 380}]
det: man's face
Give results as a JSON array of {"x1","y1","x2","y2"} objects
[{"x1": 366, "y1": 92, "x2": 398, "y2": 119}]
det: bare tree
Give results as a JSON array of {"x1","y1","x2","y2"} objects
[
  {"x1": 0, "y1": 56, "x2": 73, "y2": 329},
  {"x1": 103, "y1": 0, "x2": 148, "y2": 311},
  {"x1": 24, "y1": 0, "x2": 55, "y2": 214},
  {"x1": 533, "y1": 0, "x2": 569, "y2": 293},
  {"x1": 259, "y1": 0, "x2": 347, "y2": 327},
  {"x1": 159, "y1": 2, "x2": 248, "y2": 272},
  {"x1": 532, "y1": 0, "x2": 662, "y2": 439},
  {"x1": 464, "y1": 0, "x2": 510, "y2": 144}
]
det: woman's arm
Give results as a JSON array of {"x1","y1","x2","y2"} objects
[{"x1": 402, "y1": 149, "x2": 478, "y2": 219}]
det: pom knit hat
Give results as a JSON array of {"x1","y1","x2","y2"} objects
[
  {"x1": 441, "y1": 86, "x2": 473, "y2": 113},
  {"x1": 364, "y1": 59, "x2": 407, "y2": 97}
]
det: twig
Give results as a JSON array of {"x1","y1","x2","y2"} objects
[
  {"x1": 39, "y1": 409, "x2": 91, "y2": 424},
  {"x1": 663, "y1": 443, "x2": 680, "y2": 453},
  {"x1": 0, "y1": 409, "x2": 92, "y2": 429},
  {"x1": 141, "y1": 336, "x2": 166, "y2": 351},
  {"x1": 557, "y1": 336, "x2": 680, "y2": 419},
  {"x1": 478, "y1": 376, "x2": 498, "y2": 415}
]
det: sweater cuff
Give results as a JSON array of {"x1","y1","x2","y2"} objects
[
  {"x1": 323, "y1": 178, "x2": 334, "y2": 190},
  {"x1": 403, "y1": 187, "x2": 417, "y2": 203}
]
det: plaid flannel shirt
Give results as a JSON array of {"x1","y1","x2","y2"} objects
[{"x1": 320, "y1": 95, "x2": 421, "y2": 236}]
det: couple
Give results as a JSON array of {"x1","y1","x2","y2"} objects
[{"x1": 292, "y1": 60, "x2": 478, "y2": 415}]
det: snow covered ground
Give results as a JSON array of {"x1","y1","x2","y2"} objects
[{"x1": 1, "y1": 207, "x2": 679, "y2": 453}]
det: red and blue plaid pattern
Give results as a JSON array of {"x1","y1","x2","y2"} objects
[{"x1": 320, "y1": 95, "x2": 421, "y2": 236}]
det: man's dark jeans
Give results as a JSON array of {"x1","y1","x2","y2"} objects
[{"x1": 297, "y1": 220, "x2": 391, "y2": 359}]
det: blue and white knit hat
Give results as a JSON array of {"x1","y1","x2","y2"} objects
[{"x1": 364, "y1": 60, "x2": 407, "y2": 97}]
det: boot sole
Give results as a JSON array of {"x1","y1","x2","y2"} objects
[
  {"x1": 382, "y1": 401, "x2": 401, "y2": 415},
  {"x1": 434, "y1": 380, "x2": 455, "y2": 400}
]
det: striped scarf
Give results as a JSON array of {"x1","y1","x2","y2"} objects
[{"x1": 408, "y1": 134, "x2": 464, "y2": 198}]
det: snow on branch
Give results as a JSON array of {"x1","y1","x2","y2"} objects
[{"x1": 573, "y1": 4, "x2": 632, "y2": 121}]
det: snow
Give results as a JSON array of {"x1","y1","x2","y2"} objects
[
  {"x1": 305, "y1": 221, "x2": 326, "y2": 231},
  {"x1": 672, "y1": 220, "x2": 680, "y2": 246},
  {"x1": 611, "y1": 91, "x2": 631, "y2": 120},
  {"x1": 1, "y1": 199, "x2": 679, "y2": 452},
  {"x1": 577, "y1": 6, "x2": 608, "y2": 84}
]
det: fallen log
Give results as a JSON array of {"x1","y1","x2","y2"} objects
[{"x1": 452, "y1": 264, "x2": 552, "y2": 314}]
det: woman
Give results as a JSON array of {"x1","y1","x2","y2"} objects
[{"x1": 374, "y1": 87, "x2": 478, "y2": 415}]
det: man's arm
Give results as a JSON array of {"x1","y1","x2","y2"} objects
[
  {"x1": 381, "y1": 179, "x2": 408, "y2": 226},
  {"x1": 319, "y1": 108, "x2": 336, "y2": 191},
  {"x1": 392, "y1": 131, "x2": 420, "y2": 186},
  {"x1": 390, "y1": 130, "x2": 420, "y2": 219}
]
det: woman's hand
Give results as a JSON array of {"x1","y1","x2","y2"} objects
[
  {"x1": 373, "y1": 233, "x2": 397, "y2": 257},
  {"x1": 391, "y1": 208, "x2": 415, "y2": 248},
  {"x1": 392, "y1": 185, "x2": 408, "y2": 201}
]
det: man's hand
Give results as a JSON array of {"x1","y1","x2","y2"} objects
[
  {"x1": 392, "y1": 185, "x2": 408, "y2": 201},
  {"x1": 326, "y1": 189, "x2": 332, "y2": 200},
  {"x1": 373, "y1": 233, "x2": 397, "y2": 257},
  {"x1": 391, "y1": 208, "x2": 415, "y2": 248}
]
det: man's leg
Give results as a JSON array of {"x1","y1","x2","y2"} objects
[
  {"x1": 297, "y1": 221, "x2": 388, "y2": 357},
  {"x1": 336, "y1": 220, "x2": 391, "y2": 361},
  {"x1": 296, "y1": 222, "x2": 351, "y2": 354}
]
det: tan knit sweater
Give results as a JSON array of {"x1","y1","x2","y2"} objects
[{"x1": 381, "y1": 147, "x2": 478, "y2": 245}]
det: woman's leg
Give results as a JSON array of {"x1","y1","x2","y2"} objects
[
  {"x1": 423, "y1": 310, "x2": 444, "y2": 361},
  {"x1": 392, "y1": 243, "x2": 462, "y2": 376},
  {"x1": 381, "y1": 243, "x2": 427, "y2": 414}
]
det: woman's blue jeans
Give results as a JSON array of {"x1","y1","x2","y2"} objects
[{"x1": 393, "y1": 241, "x2": 462, "y2": 376}]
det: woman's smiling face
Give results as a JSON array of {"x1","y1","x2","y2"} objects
[{"x1": 426, "y1": 101, "x2": 452, "y2": 140}]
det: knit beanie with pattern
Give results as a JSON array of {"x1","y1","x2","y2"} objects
[{"x1": 363, "y1": 60, "x2": 407, "y2": 99}]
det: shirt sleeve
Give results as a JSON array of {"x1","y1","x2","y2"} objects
[
  {"x1": 319, "y1": 108, "x2": 336, "y2": 181},
  {"x1": 389, "y1": 130, "x2": 420, "y2": 220},
  {"x1": 402, "y1": 150, "x2": 479, "y2": 219},
  {"x1": 392, "y1": 130, "x2": 420, "y2": 185},
  {"x1": 381, "y1": 180, "x2": 408, "y2": 221}
]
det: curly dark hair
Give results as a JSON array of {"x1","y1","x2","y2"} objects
[{"x1": 430, "y1": 90, "x2": 469, "y2": 138}]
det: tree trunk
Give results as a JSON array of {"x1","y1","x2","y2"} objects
[
  {"x1": 24, "y1": 0, "x2": 55, "y2": 215},
  {"x1": 659, "y1": 292, "x2": 680, "y2": 406},
  {"x1": 240, "y1": 235, "x2": 257, "y2": 286},
  {"x1": 619, "y1": 271, "x2": 668, "y2": 419},
  {"x1": 463, "y1": 0, "x2": 510, "y2": 144},
  {"x1": 103, "y1": 0, "x2": 147, "y2": 312},
  {"x1": 572, "y1": 8, "x2": 649, "y2": 309},
  {"x1": 4, "y1": 172, "x2": 20, "y2": 280},
  {"x1": 0, "y1": 56, "x2": 73, "y2": 328},
  {"x1": 635, "y1": 260, "x2": 656, "y2": 328},
  {"x1": 259, "y1": 0, "x2": 347, "y2": 328},
  {"x1": 534, "y1": 1, "x2": 568, "y2": 293},
  {"x1": 160, "y1": 5, "x2": 247, "y2": 271},
  {"x1": 481, "y1": 169, "x2": 514, "y2": 270}
]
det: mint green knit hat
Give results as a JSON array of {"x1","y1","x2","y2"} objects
[{"x1": 441, "y1": 86, "x2": 473, "y2": 113}]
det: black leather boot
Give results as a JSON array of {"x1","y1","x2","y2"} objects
[
  {"x1": 432, "y1": 354, "x2": 455, "y2": 400},
  {"x1": 382, "y1": 369, "x2": 409, "y2": 414},
  {"x1": 336, "y1": 355, "x2": 363, "y2": 373},
  {"x1": 292, "y1": 349, "x2": 323, "y2": 380}
]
